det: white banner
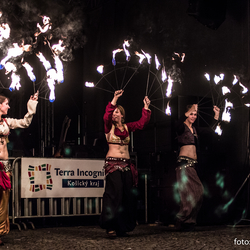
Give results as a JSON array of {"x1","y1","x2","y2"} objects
[{"x1": 21, "y1": 158, "x2": 105, "y2": 198}]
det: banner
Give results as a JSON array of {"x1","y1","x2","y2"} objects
[{"x1": 21, "y1": 158, "x2": 105, "y2": 198}]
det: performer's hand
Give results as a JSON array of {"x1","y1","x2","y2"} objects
[
  {"x1": 30, "y1": 90, "x2": 39, "y2": 101},
  {"x1": 143, "y1": 96, "x2": 151, "y2": 110},
  {"x1": 213, "y1": 105, "x2": 220, "y2": 120},
  {"x1": 111, "y1": 90, "x2": 123, "y2": 105},
  {"x1": 114, "y1": 89, "x2": 124, "y2": 98}
]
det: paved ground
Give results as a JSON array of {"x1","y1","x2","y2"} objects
[{"x1": 1, "y1": 221, "x2": 250, "y2": 250}]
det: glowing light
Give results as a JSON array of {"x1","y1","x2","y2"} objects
[
  {"x1": 123, "y1": 40, "x2": 130, "y2": 61},
  {"x1": 214, "y1": 74, "x2": 224, "y2": 84},
  {"x1": 245, "y1": 103, "x2": 250, "y2": 107},
  {"x1": 0, "y1": 23, "x2": 10, "y2": 42},
  {"x1": 52, "y1": 40, "x2": 65, "y2": 55},
  {"x1": 215, "y1": 124, "x2": 222, "y2": 136},
  {"x1": 97, "y1": 65, "x2": 104, "y2": 74},
  {"x1": 5, "y1": 62, "x2": 16, "y2": 75},
  {"x1": 165, "y1": 101, "x2": 171, "y2": 116},
  {"x1": 23, "y1": 62, "x2": 36, "y2": 82},
  {"x1": 9, "y1": 73, "x2": 21, "y2": 91},
  {"x1": 166, "y1": 77, "x2": 173, "y2": 98},
  {"x1": 47, "y1": 69, "x2": 57, "y2": 102},
  {"x1": 36, "y1": 52, "x2": 52, "y2": 71},
  {"x1": 141, "y1": 50, "x2": 152, "y2": 64},
  {"x1": 135, "y1": 51, "x2": 145, "y2": 64},
  {"x1": 155, "y1": 54, "x2": 161, "y2": 70},
  {"x1": 181, "y1": 53, "x2": 185, "y2": 63},
  {"x1": 161, "y1": 66, "x2": 167, "y2": 83},
  {"x1": 0, "y1": 43, "x2": 24, "y2": 68},
  {"x1": 112, "y1": 49, "x2": 123, "y2": 66},
  {"x1": 37, "y1": 16, "x2": 51, "y2": 34},
  {"x1": 239, "y1": 82, "x2": 248, "y2": 94},
  {"x1": 54, "y1": 56, "x2": 64, "y2": 83},
  {"x1": 222, "y1": 86, "x2": 231, "y2": 95},
  {"x1": 85, "y1": 82, "x2": 94, "y2": 87},
  {"x1": 204, "y1": 73, "x2": 210, "y2": 81},
  {"x1": 222, "y1": 98, "x2": 233, "y2": 122},
  {"x1": 232, "y1": 75, "x2": 238, "y2": 85}
]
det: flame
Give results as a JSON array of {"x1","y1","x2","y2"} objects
[
  {"x1": 214, "y1": 74, "x2": 223, "y2": 84},
  {"x1": 54, "y1": 56, "x2": 64, "y2": 83},
  {"x1": 0, "y1": 23, "x2": 10, "y2": 42},
  {"x1": 166, "y1": 77, "x2": 173, "y2": 98},
  {"x1": 97, "y1": 65, "x2": 104, "y2": 74},
  {"x1": 161, "y1": 66, "x2": 167, "y2": 82},
  {"x1": 37, "y1": 16, "x2": 51, "y2": 34},
  {"x1": 123, "y1": 40, "x2": 130, "y2": 61},
  {"x1": 36, "y1": 52, "x2": 52, "y2": 71},
  {"x1": 47, "y1": 69, "x2": 57, "y2": 102},
  {"x1": 232, "y1": 75, "x2": 238, "y2": 85},
  {"x1": 221, "y1": 98, "x2": 233, "y2": 122},
  {"x1": 0, "y1": 43, "x2": 24, "y2": 67},
  {"x1": 222, "y1": 86, "x2": 230, "y2": 95},
  {"x1": 245, "y1": 103, "x2": 250, "y2": 107},
  {"x1": 23, "y1": 62, "x2": 36, "y2": 82},
  {"x1": 112, "y1": 48, "x2": 123, "y2": 66},
  {"x1": 141, "y1": 50, "x2": 151, "y2": 64},
  {"x1": 165, "y1": 101, "x2": 171, "y2": 116},
  {"x1": 9, "y1": 73, "x2": 21, "y2": 91},
  {"x1": 5, "y1": 62, "x2": 16, "y2": 75},
  {"x1": 135, "y1": 51, "x2": 145, "y2": 64},
  {"x1": 155, "y1": 54, "x2": 161, "y2": 70},
  {"x1": 204, "y1": 73, "x2": 210, "y2": 81},
  {"x1": 181, "y1": 53, "x2": 185, "y2": 63},
  {"x1": 85, "y1": 82, "x2": 94, "y2": 87},
  {"x1": 239, "y1": 82, "x2": 248, "y2": 94},
  {"x1": 215, "y1": 124, "x2": 222, "y2": 136},
  {"x1": 52, "y1": 40, "x2": 65, "y2": 55}
]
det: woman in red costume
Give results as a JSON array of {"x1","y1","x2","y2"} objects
[
  {"x1": 0, "y1": 91, "x2": 38, "y2": 245},
  {"x1": 100, "y1": 89, "x2": 151, "y2": 238}
]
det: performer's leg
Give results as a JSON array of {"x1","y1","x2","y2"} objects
[
  {"x1": 100, "y1": 171, "x2": 123, "y2": 233},
  {"x1": 0, "y1": 188, "x2": 10, "y2": 240}
]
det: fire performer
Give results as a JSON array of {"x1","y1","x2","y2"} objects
[
  {"x1": 175, "y1": 103, "x2": 220, "y2": 231},
  {"x1": 0, "y1": 91, "x2": 39, "y2": 244},
  {"x1": 100, "y1": 89, "x2": 151, "y2": 238}
]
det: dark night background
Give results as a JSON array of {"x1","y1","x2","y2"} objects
[{"x1": 0, "y1": 0, "x2": 250, "y2": 226}]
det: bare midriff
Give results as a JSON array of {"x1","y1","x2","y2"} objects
[
  {"x1": 106, "y1": 144, "x2": 130, "y2": 159},
  {"x1": 179, "y1": 145, "x2": 197, "y2": 160}
]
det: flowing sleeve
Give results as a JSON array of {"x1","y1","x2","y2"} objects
[
  {"x1": 175, "y1": 114, "x2": 187, "y2": 135},
  {"x1": 126, "y1": 108, "x2": 151, "y2": 132},
  {"x1": 103, "y1": 102, "x2": 116, "y2": 133},
  {"x1": 6, "y1": 99, "x2": 38, "y2": 129}
]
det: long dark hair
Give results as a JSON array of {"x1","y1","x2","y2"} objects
[{"x1": 0, "y1": 95, "x2": 9, "y2": 104}]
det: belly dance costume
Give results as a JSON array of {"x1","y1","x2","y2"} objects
[
  {"x1": 100, "y1": 102, "x2": 151, "y2": 235},
  {"x1": 175, "y1": 114, "x2": 204, "y2": 227}
]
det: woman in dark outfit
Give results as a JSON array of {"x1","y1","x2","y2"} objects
[
  {"x1": 175, "y1": 104, "x2": 220, "y2": 231},
  {"x1": 100, "y1": 89, "x2": 151, "y2": 238}
]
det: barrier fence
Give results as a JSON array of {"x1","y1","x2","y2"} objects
[
  {"x1": 9, "y1": 157, "x2": 104, "y2": 230},
  {"x1": 9, "y1": 157, "x2": 148, "y2": 230}
]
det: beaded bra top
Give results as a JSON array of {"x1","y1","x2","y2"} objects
[{"x1": 106, "y1": 124, "x2": 130, "y2": 145}]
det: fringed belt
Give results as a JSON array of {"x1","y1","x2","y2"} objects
[
  {"x1": 104, "y1": 157, "x2": 138, "y2": 187},
  {"x1": 175, "y1": 156, "x2": 198, "y2": 171}
]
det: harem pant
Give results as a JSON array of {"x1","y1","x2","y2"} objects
[
  {"x1": 0, "y1": 189, "x2": 10, "y2": 236},
  {"x1": 176, "y1": 158, "x2": 204, "y2": 224},
  {"x1": 100, "y1": 170, "x2": 138, "y2": 233}
]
